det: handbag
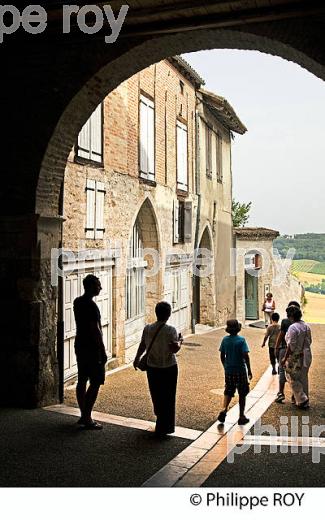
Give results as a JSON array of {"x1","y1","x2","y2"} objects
[{"x1": 137, "y1": 323, "x2": 165, "y2": 371}]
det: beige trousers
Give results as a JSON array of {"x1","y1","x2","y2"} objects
[{"x1": 287, "y1": 366, "x2": 309, "y2": 405}]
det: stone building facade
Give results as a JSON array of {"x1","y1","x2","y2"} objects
[
  {"x1": 62, "y1": 57, "x2": 246, "y2": 382},
  {"x1": 234, "y1": 227, "x2": 303, "y2": 325}
]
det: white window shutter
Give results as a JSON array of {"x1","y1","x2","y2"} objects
[
  {"x1": 177, "y1": 121, "x2": 188, "y2": 191},
  {"x1": 90, "y1": 104, "x2": 103, "y2": 163},
  {"x1": 147, "y1": 103, "x2": 155, "y2": 180},
  {"x1": 176, "y1": 123, "x2": 182, "y2": 187},
  {"x1": 86, "y1": 179, "x2": 96, "y2": 238},
  {"x1": 95, "y1": 181, "x2": 105, "y2": 239},
  {"x1": 180, "y1": 269, "x2": 189, "y2": 308},
  {"x1": 164, "y1": 270, "x2": 173, "y2": 307},
  {"x1": 140, "y1": 97, "x2": 148, "y2": 175},
  {"x1": 78, "y1": 118, "x2": 90, "y2": 159},
  {"x1": 173, "y1": 199, "x2": 179, "y2": 244},
  {"x1": 182, "y1": 124, "x2": 188, "y2": 188}
]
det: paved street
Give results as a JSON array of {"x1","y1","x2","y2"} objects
[
  {"x1": 65, "y1": 325, "x2": 271, "y2": 430},
  {"x1": 1, "y1": 324, "x2": 324, "y2": 487}
]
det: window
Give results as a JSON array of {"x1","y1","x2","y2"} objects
[
  {"x1": 77, "y1": 104, "x2": 103, "y2": 163},
  {"x1": 216, "y1": 133, "x2": 223, "y2": 182},
  {"x1": 179, "y1": 80, "x2": 184, "y2": 95},
  {"x1": 176, "y1": 120, "x2": 188, "y2": 191},
  {"x1": 205, "y1": 125, "x2": 212, "y2": 178},
  {"x1": 126, "y1": 220, "x2": 146, "y2": 320},
  {"x1": 139, "y1": 94, "x2": 155, "y2": 181},
  {"x1": 173, "y1": 199, "x2": 192, "y2": 244},
  {"x1": 85, "y1": 179, "x2": 106, "y2": 239}
]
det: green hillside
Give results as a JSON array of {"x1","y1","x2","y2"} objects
[{"x1": 274, "y1": 233, "x2": 325, "y2": 262}]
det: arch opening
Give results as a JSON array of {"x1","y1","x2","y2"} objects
[
  {"x1": 3, "y1": 18, "x2": 325, "y2": 407},
  {"x1": 125, "y1": 198, "x2": 161, "y2": 363},
  {"x1": 195, "y1": 226, "x2": 216, "y2": 326},
  {"x1": 37, "y1": 27, "x2": 325, "y2": 217}
]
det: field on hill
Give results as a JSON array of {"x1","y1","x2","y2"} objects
[
  {"x1": 291, "y1": 259, "x2": 318, "y2": 274},
  {"x1": 290, "y1": 259, "x2": 325, "y2": 322},
  {"x1": 292, "y1": 271, "x2": 325, "y2": 286},
  {"x1": 310, "y1": 261, "x2": 325, "y2": 275},
  {"x1": 291, "y1": 259, "x2": 325, "y2": 275},
  {"x1": 304, "y1": 292, "x2": 325, "y2": 324}
]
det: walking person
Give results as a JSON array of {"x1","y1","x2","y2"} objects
[
  {"x1": 133, "y1": 301, "x2": 182, "y2": 437},
  {"x1": 281, "y1": 305, "x2": 312, "y2": 409},
  {"x1": 73, "y1": 274, "x2": 108, "y2": 429},
  {"x1": 274, "y1": 300, "x2": 301, "y2": 403},
  {"x1": 262, "y1": 292, "x2": 276, "y2": 327},
  {"x1": 261, "y1": 312, "x2": 280, "y2": 375},
  {"x1": 217, "y1": 319, "x2": 253, "y2": 426}
]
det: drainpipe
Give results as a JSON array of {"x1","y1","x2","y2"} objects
[
  {"x1": 191, "y1": 105, "x2": 201, "y2": 333},
  {"x1": 57, "y1": 182, "x2": 65, "y2": 403}
]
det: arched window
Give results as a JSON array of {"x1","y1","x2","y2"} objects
[{"x1": 126, "y1": 220, "x2": 146, "y2": 320}]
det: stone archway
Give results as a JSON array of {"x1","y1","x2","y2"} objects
[
  {"x1": 36, "y1": 28, "x2": 325, "y2": 219},
  {"x1": 195, "y1": 226, "x2": 216, "y2": 326},
  {"x1": 3, "y1": 14, "x2": 325, "y2": 406},
  {"x1": 125, "y1": 198, "x2": 162, "y2": 362}
]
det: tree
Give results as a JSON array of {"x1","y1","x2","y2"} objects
[{"x1": 232, "y1": 199, "x2": 252, "y2": 227}]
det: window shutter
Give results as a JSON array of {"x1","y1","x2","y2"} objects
[
  {"x1": 95, "y1": 181, "x2": 105, "y2": 239},
  {"x1": 206, "y1": 125, "x2": 212, "y2": 177},
  {"x1": 217, "y1": 134, "x2": 223, "y2": 181},
  {"x1": 164, "y1": 270, "x2": 173, "y2": 307},
  {"x1": 86, "y1": 179, "x2": 96, "y2": 238},
  {"x1": 78, "y1": 118, "x2": 91, "y2": 159},
  {"x1": 90, "y1": 104, "x2": 103, "y2": 163},
  {"x1": 147, "y1": 102, "x2": 155, "y2": 180},
  {"x1": 184, "y1": 201, "x2": 192, "y2": 243},
  {"x1": 173, "y1": 199, "x2": 179, "y2": 244},
  {"x1": 177, "y1": 121, "x2": 188, "y2": 191},
  {"x1": 140, "y1": 96, "x2": 148, "y2": 175},
  {"x1": 180, "y1": 269, "x2": 189, "y2": 307},
  {"x1": 219, "y1": 136, "x2": 223, "y2": 181}
]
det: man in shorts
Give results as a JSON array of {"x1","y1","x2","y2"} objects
[{"x1": 73, "y1": 274, "x2": 108, "y2": 429}]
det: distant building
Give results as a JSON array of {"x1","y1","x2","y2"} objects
[{"x1": 234, "y1": 227, "x2": 303, "y2": 324}]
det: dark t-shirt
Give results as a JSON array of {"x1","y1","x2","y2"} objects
[
  {"x1": 73, "y1": 295, "x2": 103, "y2": 362},
  {"x1": 280, "y1": 318, "x2": 291, "y2": 348}
]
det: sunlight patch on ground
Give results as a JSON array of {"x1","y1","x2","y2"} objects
[{"x1": 304, "y1": 291, "x2": 325, "y2": 324}]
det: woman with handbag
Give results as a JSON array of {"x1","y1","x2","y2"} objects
[
  {"x1": 133, "y1": 301, "x2": 183, "y2": 437},
  {"x1": 281, "y1": 305, "x2": 312, "y2": 409}
]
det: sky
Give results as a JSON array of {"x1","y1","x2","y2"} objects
[{"x1": 183, "y1": 50, "x2": 325, "y2": 236}]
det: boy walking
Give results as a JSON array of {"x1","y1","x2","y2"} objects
[
  {"x1": 217, "y1": 319, "x2": 252, "y2": 426},
  {"x1": 261, "y1": 312, "x2": 280, "y2": 375}
]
